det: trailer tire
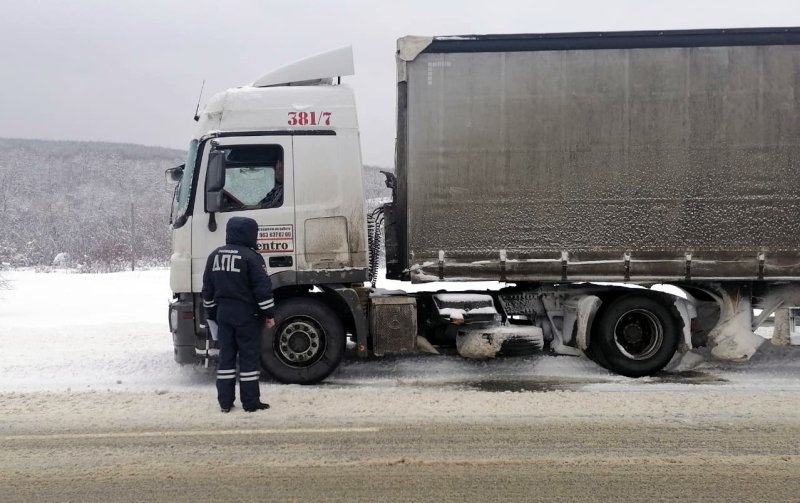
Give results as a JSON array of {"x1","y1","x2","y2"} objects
[
  {"x1": 593, "y1": 295, "x2": 680, "y2": 378},
  {"x1": 261, "y1": 297, "x2": 345, "y2": 384}
]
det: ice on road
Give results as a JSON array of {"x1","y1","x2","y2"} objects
[{"x1": 0, "y1": 269, "x2": 799, "y2": 418}]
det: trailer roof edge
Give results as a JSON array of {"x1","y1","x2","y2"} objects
[{"x1": 423, "y1": 27, "x2": 800, "y2": 53}]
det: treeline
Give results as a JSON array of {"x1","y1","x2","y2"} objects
[
  {"x1": 0, "y1": 138, "x2": 182, "y2": 271},
  {"x1": 0, "y1": 138, "x2": 391, "y2": 271}
]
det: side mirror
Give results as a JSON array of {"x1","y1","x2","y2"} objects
[
  {"x1": 165, "y1": 164, "x2": 184, "y2": 184},
  {"x1": 205, "y1": 150, "x2": 226, "y2": 213}
]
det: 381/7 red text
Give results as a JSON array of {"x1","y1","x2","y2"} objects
[{"x1": 288, "y1": 111, "x2": 331, "y2": 126}]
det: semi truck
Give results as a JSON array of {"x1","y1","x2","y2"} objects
[{"x1": 168, "y1": 27, "x2": 800, "y2": 384}]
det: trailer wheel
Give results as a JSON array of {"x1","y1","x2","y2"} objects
[
  {"x1": 593, "y1": 295, "x2": 680, "y2": 377},
  {"x1": 261, "y1": 297, "x2": 345, "y2": 384}
]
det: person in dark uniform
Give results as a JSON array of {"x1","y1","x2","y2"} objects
[{"x1": 202, "y1": 216, "x2": 276, "y2": 413}]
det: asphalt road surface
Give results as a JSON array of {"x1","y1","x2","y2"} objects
[{"x1": 2, "y1": 413, "x2": 799, "y2": 502}]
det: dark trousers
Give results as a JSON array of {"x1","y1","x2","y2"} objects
[{"x1": 216, "y1": 305, "x2": 262, "y2": 409}]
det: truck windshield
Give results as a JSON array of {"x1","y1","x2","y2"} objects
[{"x1": 173, "y1": 139, "x2": 199, "y2": 227}]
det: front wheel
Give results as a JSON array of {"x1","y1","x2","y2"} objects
[
  {"x1": 261, "y1": 297, "x2": 346, "y2": 384},
  {"x1": 592, "y1": 295, "x2": 681, "y2": 377}
]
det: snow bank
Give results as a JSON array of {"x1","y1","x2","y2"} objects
[
  {"x1": 0, "y1": 270, "x2": 799, "y2": 398},
  {"x1": 0, "y1": 270, "x2": 205, "y2": 393}
]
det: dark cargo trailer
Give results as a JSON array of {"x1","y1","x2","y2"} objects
[{"x1": 389, "y1": 28, "x2": 800, "y2": 283}]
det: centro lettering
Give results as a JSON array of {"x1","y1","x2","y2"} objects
[{"x1": 260, "y1": 242, "x2": 290, "y2": 251}]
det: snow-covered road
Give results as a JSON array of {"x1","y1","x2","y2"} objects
[
  {"x1": 1, "y1": 269, "x2": 799, "y2": 396},
  {"x1": 0, "y1": 268, "x2": 797, "y2": 433},
  {"x1": 4, "y1": 419, "x2": 800, "y2": 503},
  {"x1": 2, "y1": 270, "x2": 800, "y2": 502}
]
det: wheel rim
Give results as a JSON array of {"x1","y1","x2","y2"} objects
[
  {"x1": 274, "y1": 316, "x2": 327, "y2": 368},
  {"x1": 612, "y1": 309, "x2": 664, "y2": 361}
]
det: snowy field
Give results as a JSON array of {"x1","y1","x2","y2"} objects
[
  {"x1": 0, "y1": 270, "x2": 800, "y2": 432},
  {"x1": 1, "y1": 269, "x2": 799, "y2": 398}
]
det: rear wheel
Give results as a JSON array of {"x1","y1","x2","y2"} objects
[
  {"x1": 592, "y1": 295, "x2": 680, "y2": 377},
  {"x1": 261, "y1": 297, "x2": 345, "y2": 384}
]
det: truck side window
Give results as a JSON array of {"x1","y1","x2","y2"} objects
[{"x1": 218, "y1": 145, "x2": 284, "y2": 212}]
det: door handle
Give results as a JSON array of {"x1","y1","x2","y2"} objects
[{"x1": 269, "y1": 256, "x2": 293, "y2": 268}]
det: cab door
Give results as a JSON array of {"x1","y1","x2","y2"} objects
[{"x1": 190, "y1": 136, "x2": 295, "y2": 291}]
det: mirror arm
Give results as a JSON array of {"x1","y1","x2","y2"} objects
[{"x1": 208, "y1": 211, "x2": 217, "y2": 232}]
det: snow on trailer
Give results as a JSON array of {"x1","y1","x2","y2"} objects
[{"x1": 391, "y1": 28, "x2": 800, "y2": 284}]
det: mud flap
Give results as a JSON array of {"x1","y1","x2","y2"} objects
[{"x1": 575, "y1": 295, "x2": 602, "y2": 352}]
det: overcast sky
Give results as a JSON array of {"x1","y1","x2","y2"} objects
[{"x1": 1, "y1": 0, "x2": 799, "y2": 166}]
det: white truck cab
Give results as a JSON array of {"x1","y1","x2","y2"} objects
[{"x1": 168, "y1": 48, "x2": 370, "y2": 383}]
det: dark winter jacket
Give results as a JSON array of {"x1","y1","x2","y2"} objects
[{"x1": 201, "y1": 217, "x2": 275, "y2": 321}]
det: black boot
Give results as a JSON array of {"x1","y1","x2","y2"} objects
[{"x1": 244, "y1": 401, "x2": 270, "y2": 412}]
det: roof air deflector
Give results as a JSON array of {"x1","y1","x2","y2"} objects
[{"x1": 252, "y1": 46, "x2": 355, "y2": 88}]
